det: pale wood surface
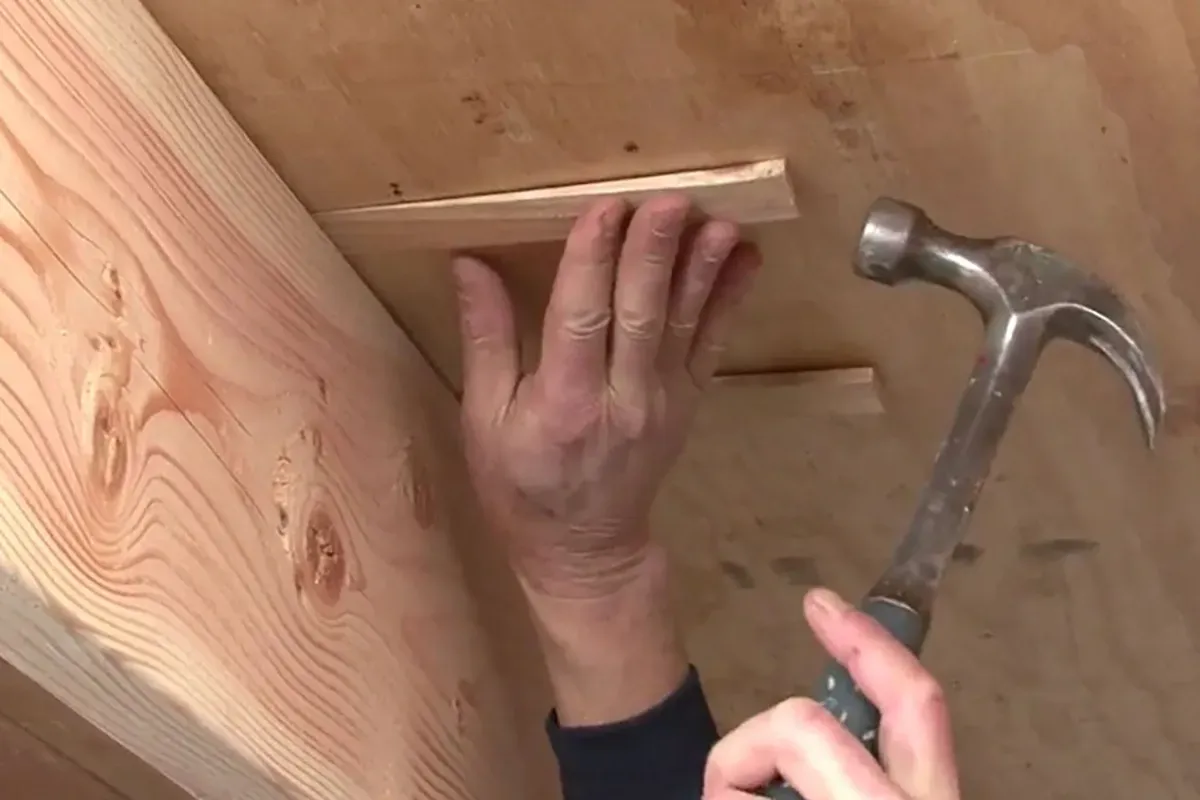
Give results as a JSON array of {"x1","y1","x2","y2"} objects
[
  {"x1": 0, "y1": 1, "x2": 551, "y2": 798},
  {"x1": 124, "y1": 0, "x2": 1200, "y2": 797},
  {"x1": 316, "y1": 158, "x2": 798, "y2": 254}
]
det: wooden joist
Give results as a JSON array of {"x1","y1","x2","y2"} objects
[{"x1": 0, "y1": 2, "x2": 541, "y2": 798}]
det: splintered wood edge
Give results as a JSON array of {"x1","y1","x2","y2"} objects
[
  {"x1": 315, "y1": 157, "x2": 797, "y2": 253},
  {"x1": 711, "y1": 366, "x2": 884, "y2": 415}
]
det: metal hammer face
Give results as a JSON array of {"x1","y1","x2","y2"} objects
[{"x1": 855, "y1": 197, "x2": 1165, "y2": 446}]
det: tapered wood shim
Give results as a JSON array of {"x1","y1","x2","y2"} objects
[
  {"x1": 0, "y1": 2, "x2": 533, "y2": 799},
  {"x1": 712, "y1": 367, "x2": 883, "y2": 416},
  {"x1": 315, "y1": 158, "x2": 798, "y2": 254},
  {"x1": 712, "y1": 366, "x2": 883, "y2": 415}
]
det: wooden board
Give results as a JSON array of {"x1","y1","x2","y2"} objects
[
  {"x1": 316, "y1": 158, "x2": 798, "y2": 253},
  {"x1": 119, "y1": 0, "x2": 1200, "y2": 797},
  {"x1": 0, "y1": 2, "x2": 553, "y2": 799}
]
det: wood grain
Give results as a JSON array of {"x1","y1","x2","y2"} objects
[
  {"x1": 0, "y1": 2, "x2": 545, "y2": 798},
  {"x1": 135, "y1": 0, "x2": 1200, "y2": 797},
  {"x1": 315, "y1": 158, "x2": 798, "y2": 254}
]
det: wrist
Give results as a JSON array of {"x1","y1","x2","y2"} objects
[{"x1": 518, "y1": 545, "x2": 689, "y2": 727}]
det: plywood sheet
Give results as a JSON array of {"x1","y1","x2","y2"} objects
[{"x1": 135, "y1": 1, "x2": 1200, "y2": 797}]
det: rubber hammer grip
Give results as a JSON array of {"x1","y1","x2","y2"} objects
[{"x1": 753, "y1": 597, "x2": 927, "y2": 799}]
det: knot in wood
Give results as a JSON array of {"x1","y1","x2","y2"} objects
[
  {"x1": 82, "y1": 332, "x2": 133, "y2": 498},
  {"x1": 300, "y1": 508, "x2": 346, "y2": 604},
  {"x1": 403, "y1": 439, "x2": 436, "y2": 530}
]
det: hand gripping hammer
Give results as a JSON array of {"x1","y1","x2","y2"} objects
[{"x1": 759, "y1": 198, "x2": 1166, "y2": 799}]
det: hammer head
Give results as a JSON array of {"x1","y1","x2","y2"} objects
[{"x1": 853, "y1": 197, "x2": 1166, "y2": 447}]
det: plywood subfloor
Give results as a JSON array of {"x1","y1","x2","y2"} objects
[{"x1": 138, "y1": 1, "x2": 1200, "y2": 797}]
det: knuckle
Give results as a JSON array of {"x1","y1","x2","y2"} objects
[
  {"x1": 667, "y1": 318, "x2": 698, "y2": 337},
  {"x1": 610, "y1": 386, "x2": 665, "y2": 438},
  {"x1": 770, "y1": 697, "x2": 827, "y2": 736},
  {"x1": 540, "y1": 402, "x2": 601, "y2": 442},
  {"x1": 614, "y1": 402, "x2": 650, "y2": 438},
  {"x1": 701, "y1": 220, "x2": 740, "y2": 254},
  {"x1": 641, "y1": 240, "x2": 676, "y2": 267},
  {"x1": 908, "y1": 673, "x2": 947, "y2": 716},
  {"x1": 617, "y1": 311, "x2": 660, "y2": 340},
  {"x1": 559, "y1": 308, "x2": 612, "y2": 340}
]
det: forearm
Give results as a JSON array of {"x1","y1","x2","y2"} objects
[
  {"x1": 518, "y1": 543, "x2": 688, "y2": 726},
  {"x1": 519, "y1": 543, "x2": 719, "y2": 799}
]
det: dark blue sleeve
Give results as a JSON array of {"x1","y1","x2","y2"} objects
[{"x1": 545, "y1": 665, "x2": 719, "y2": 800}]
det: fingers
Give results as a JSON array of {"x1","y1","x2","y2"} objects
[
  {"x1": 452, "y1": 255, "x2": 519, "y2": 419},
  {"x1": 538, "y1": 197, "x2": 627, "y2": 398},
  {"x1": 687, "y1": 242, "x2": 762, "y2": 385},
  {"x1": 804, "y1": 589, "x2": 960, "y2": 800},
  {"x1": 704, "y1": 698, "x2": 903, "y2": 800},
  {"x1": 539, "y1": 195, "x2": 758, "y2": 403},
  {"x1": 657, "y1": 219, "x2": 741, "y2": 372},
  {"x1": 610, "y1": 194, "x2": 692, "y2": 396}
]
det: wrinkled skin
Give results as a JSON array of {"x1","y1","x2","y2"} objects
[
  {"x1": 452, "y1": 193, "x2": 760, "y2": 598},
  {"x1": 705, "y1": 588, "x2": 962, "y2": 800}
]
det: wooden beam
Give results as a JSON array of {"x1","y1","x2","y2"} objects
[
  {"x1": 315, "y1": 158, "x2": 798, "y2": 254},
  {"x1": 0, "y1": 2, "x2": 538, "y2": 799}
]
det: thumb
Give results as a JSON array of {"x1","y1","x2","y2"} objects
[{"x1": 452, "y1": 255, "x2": 519, "y2": 416}]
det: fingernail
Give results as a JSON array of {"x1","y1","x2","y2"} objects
[{"x1": 807, "y1": 587, "x2": 849, "y2": 619}]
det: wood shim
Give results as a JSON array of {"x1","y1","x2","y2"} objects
[
  {"x1": 712, "y1": 367, "x2": 883, "y2": 416},
  {"x1": 315, "y1": 158, "x2": 798, "y2": 254}
]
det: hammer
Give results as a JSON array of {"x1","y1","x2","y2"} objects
[{"x1": 759, "y1": 198, "x2": 1166, "y2": 800}]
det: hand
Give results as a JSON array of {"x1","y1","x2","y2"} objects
[
  {"x1": 452, "y1": 194, "x2": 761, "y2": 725},
  {"x1": 451, "y1": 194, "x2": 760, "y2": 598},
  {"x1": 704, "y1": 588, "x2": 960, "y2": 800}
]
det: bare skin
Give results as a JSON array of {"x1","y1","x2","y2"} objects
[
  {"x1": 705, "y1": 588, "x2": 961, "y2": 800},
  {"x1": 452, "y1": 195, "x2": 961, "y2": 797}
]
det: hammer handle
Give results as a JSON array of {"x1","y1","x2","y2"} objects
[{"x1": 753, "y1": 598, "x2": 927, "y2": 800}]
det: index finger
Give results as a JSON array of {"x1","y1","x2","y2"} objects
[
  {"x1": 704, "y1": 697, "x2": 903, "y2": 800},
  {"x1": 803, "y1": 589, "x2": 960, "y2": 800}
]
